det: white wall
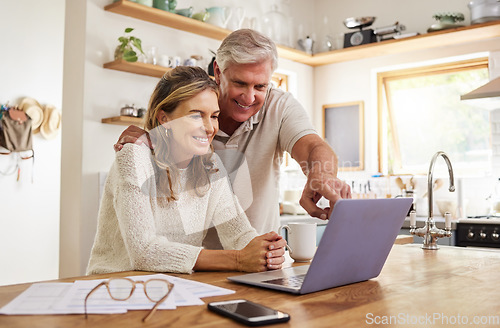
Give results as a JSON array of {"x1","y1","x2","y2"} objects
[{"x1": 0, "y1": 1, "x2": 65, "y2": 285}]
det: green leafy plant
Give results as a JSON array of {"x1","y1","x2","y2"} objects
[{"x1": 114, "y1": 27, "x2": 145, "y2": 62}]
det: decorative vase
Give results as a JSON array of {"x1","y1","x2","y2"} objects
[
  {"x1": 205, "y1": 7, "x2": 232, "y2": 28},
  {"x1": 136, "y1": 0, "x2": 153, "y2": 7},
  {"x1": 114, "y1": 45, "x2": 139, "y2": 62},
  {"x1": 153, "y1": 0, "x2": 176, "y2": 12},
  {"x1": 261, "y1": 5, "x2": 289, "y2": 47}
]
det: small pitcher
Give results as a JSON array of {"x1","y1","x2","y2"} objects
[
  {"x1": 205, "y1": 7, "x2": 232, "y2": 29},
  {"x1": 297, "y1": 36, "x2": 314, "y2": 54}
]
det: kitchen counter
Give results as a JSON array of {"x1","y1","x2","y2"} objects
[
  {"x1": 1, "y1": 245, "x2": 500, "y2": 327},
  {"x1": 281, "y1": 213, "x2": 459, "y2": 246},
  {"x1": 281, "y1": 214, "x2": 459, "y2": 230}
]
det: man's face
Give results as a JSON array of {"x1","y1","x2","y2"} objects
[{"x1": 214, "y1": 59, "x2": 273, "y2": 129}]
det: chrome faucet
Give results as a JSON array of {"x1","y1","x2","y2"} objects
[{"x1": 410, "y1": 151, "x2": 455, "y2": 249}]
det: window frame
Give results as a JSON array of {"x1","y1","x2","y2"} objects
[{"x1": 377, "y1": 57, "x2": 489, "y2": 174}]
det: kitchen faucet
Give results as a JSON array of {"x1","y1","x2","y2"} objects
[{"x1": 410, "y1": 151, "x2": 455, "y2": 249}]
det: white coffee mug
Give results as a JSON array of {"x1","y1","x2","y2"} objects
[
  {"x1": 158, "y1": 54, "x2": 172, "y2": 67},
  {"x1": 279, "y1": 222, "x2": 317, "y2": 262},
  {"x1": 171, "y1": 56, "x2": 182, "y2": 68}
]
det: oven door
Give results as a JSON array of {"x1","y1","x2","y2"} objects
[{"x1": 456, "y1": 221, "x2": 500, "y2": 248}]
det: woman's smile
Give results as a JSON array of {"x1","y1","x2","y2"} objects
[{"x1": 163, "y1": 89, "x2": 220, "y2": 167}]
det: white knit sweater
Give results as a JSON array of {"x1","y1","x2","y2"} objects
[{"x1": 86, "y1": 144, "x2": 258, "y2": 275}]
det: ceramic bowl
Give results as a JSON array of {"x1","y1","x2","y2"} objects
[
  {"x1": 192, "y1": 11, "x2": 210, "y2": 22},
  {"x1": 343, "y1": 16, "x2": 376, "y2": 29},
  {"x1": 175, "y1": 7, "x2": 193, "y2": 18},
  {"x1": 436, "y1": 199, "x2": 457, "y2": 218}
]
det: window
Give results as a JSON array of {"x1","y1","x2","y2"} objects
[
  {"x1": 377, "y1": 57, "x2": 490, "y2": 176},
  {"x1": 271, "y1": 72, "x2": 288, "y2": 92}
]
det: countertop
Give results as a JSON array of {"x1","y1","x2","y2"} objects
[
  {"x1": 1, "y1": 245, "x2": 500, "y2": 327},
  {"x1": 281, "y1": 214, "x2": 459, "y2": 230}
]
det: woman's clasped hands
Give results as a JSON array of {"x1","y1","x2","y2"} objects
[{"x1": 237, "y1": 231, "x2": 287, "y2": 272}]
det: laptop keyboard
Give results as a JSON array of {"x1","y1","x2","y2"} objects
[{"x1": 263, "y1": 274, "x2": 306, "y2": 288}]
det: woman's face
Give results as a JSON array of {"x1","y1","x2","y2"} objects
[{"x1": 159, "y1": 89, "x2": 220, "y2": 167}]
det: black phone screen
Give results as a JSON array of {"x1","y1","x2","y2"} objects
[
  {"x1": 208, "y1": 300, "x2": 290, "y2": 326},
  {"x1": 217, "y1": 301, "x2": 279, "y2": 317}
]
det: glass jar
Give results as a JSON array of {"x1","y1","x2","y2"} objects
[{"x1": 261, "y1": 5, "x2": 289, "y2": 47}]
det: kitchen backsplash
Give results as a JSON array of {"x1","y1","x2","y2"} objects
[{"x1": 279, "y1": 166, "x2": 498, "y2": 219}]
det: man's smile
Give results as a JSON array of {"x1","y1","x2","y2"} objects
[{"x1": 235, "y1": 100, "x2": 252, "y2": 110}]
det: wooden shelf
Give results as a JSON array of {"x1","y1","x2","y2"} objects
[
  {"x1": 105, "y1": 1, "x2": 500, "y2": 67},
  {"x1": 104, "y1": 0, "x2": 312, "y2": 64},
  {"x1": 101, "y1": 115, "x2": 144, "y2": 127},
  {"x1": 105, "y1": 0, "x2": 231, "y2": 40},
  {"x1": 103, "y1": 59, "x2": 170, "y2": 78},
  {"x1": 304, "y1": 21, "x2": 500, "y2": 66}
]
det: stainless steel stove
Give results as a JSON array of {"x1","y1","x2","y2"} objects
[{"x1": 456, "y1": 217, "x2": 500, "y2": 248}]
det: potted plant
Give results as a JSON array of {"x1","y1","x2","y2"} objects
[{"x1": 114, "y1": 27, "x2": 145, "y2": 62}]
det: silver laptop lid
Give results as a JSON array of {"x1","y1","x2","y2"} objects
[
  {"x1": 299, "y1": 198, "x2": 412, "y2": 293},
  {"x1": 227, "y1": 198, "x2": 412, "y2": 294}
]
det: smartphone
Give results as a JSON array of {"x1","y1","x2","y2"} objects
[{"x1": 208, "y1": 299, "x2": 290, "y2": 326}]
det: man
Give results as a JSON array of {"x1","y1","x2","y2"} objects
[{"x1": 115, "y1": 29, "x2": 350, "y2": 236}]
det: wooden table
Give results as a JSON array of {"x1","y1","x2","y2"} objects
[{"x1": 1, "y1": 244, "x2": 500, "y2": 327}]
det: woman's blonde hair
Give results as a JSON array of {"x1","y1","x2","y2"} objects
[{"x1": 145, "y1": 66, "x2": 219, "y2": 201}]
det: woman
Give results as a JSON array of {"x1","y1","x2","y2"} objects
[{"x1": 87, "y1": 66, "x2": 285, "y2": 275}]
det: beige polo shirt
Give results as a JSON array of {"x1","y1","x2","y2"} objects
[{"x1": 212, "y1": 87, "x2": 317, "y2": 234}]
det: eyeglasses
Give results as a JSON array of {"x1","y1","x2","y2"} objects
[{"x1": 84, "y1": 277, "x2": 174, "y2": 322}]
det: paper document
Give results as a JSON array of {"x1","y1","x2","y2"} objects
[
  {"x1": 166, "y1": 275, "x2": 236, "y2": 299},
  {"x1": 0, "y1": 283, "x2": 122, "y2": 315},
  {"x1": 0, "y1": 273, "x2": 235, "y2": 315}
]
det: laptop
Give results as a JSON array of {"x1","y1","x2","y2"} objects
[{"x1": 228, "y1": 198, "x2": 412, "y2": 294}]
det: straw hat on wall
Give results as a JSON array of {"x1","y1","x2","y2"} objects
[
  {"x1": 40, "y1": 104, "x2": 61, "y2": 140},
  {"x1": 19, "y1": 97, "x2": 44, "y2": 133}
]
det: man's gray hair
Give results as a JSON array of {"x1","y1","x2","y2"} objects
[{"x1": 216, "y1": 29, "x2": 278, "y2": 73}]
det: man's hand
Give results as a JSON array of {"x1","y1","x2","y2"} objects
[
  {"x1": 113, "y1": 125, "x2": 152, "y2": 152},
  {"x1": 299, "y1": 169, "x2": 351, "y2": 220},
  {"x1": 291, "y1": 134, "x2": 351, "y2": 220}
]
